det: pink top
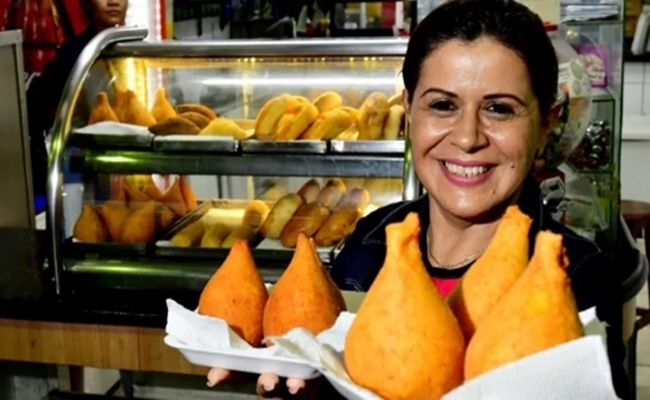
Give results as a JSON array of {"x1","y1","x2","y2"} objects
[{"x1": 431, "y1": 277, "x2": 461, "y2": 298}]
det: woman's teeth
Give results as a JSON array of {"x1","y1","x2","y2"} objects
[{"x1": 444, "y1": 162, "x2": 488, "y2": 177}]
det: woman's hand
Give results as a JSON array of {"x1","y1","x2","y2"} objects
[{"x1": 207, "y1": 368, "x2": 318, "y2": 398}]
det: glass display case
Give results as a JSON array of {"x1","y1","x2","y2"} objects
[{"x1": 47, "y1": 29, "x2": 411, "y2": 295}]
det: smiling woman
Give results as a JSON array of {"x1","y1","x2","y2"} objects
[{"x1": 207, "y1": 0, "x2": 630, "y2": 398}]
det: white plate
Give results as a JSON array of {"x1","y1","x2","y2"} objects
[
  {"x1": 75, "y1": 122, "x2": 152, "y2": 135},
  {"x1": 164, "y1": 335, "x2": 321, "y2": 379}
]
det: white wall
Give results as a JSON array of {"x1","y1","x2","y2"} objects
[{"x1": 622, "y1": 62, "x2": 650, "y2": 202}]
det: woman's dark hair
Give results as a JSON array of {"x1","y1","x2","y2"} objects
[{"x1": 403, "y1": 0, "x2": 559, "y2": 118}]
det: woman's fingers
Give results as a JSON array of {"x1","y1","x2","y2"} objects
[
  {"x1": 286, "y1": 378, "x2": 307, "y2": 395},
  {"x1": 257, "y1": 373, "x2": 281, "y2": 396},
  {"x1": 206, "y1": 368, "x2": 230, "y2": 387}
]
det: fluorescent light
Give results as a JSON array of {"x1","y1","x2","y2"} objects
[{"x1": 201, "y1": 77, "x2": 401, "y2": 86}]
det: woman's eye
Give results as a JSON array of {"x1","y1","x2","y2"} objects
[
  {"x1": 429, "y1": 100, "x2": 456, "y2": 113},
  {"x1": 486, "y1": 103, "x2": 515, "y2": 116}
]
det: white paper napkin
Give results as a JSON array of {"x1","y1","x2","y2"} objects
[
  {"x1": 265, "y1": 308, "x2": 619, "y2": 400},
  {"x1": 75, "y1": 121, "x2": 152, "y2": 135}
]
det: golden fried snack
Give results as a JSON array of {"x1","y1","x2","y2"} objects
[
  {"x1": 383, "y1": 105, "x2": 405, "y2": 140},
  {"x1": 171, "y1": 219, "x2": 206, "y2": 247},
  {"x1": 357, "y1": 92, "x2": 390, "y2": 140},
  {"x1": 277, "y1": 102, "x2": 319, "y2": 140},
  {"x1": 176, "y1": 104, "x2": 217, "y2": 121},
  {"x1": 125, "y1": 187, "x2": 151, "y2": 207},
  {"x1": 388, "y1": 93, "x2": 402, "y2": 107},
  {"x1": 301, "y1": 108, "x2": 354, "y2": 140},
  {"x1": 141, "y1": 176, "x2": 162, "y2": 201},
  {"x1": 119, "y1": 201, "x2": 157, "y2": 244},
  {"x1": 243, "y1": 200, "x2": 270, "y2": 231},
  {"x1": 337, "y1": 187, "x2": 371, "y2": 210},
  {"x1": 112, "y1": 86, "x2": 128, "y2": 122},
  {"x1": 254, "y1": 94, "x2": 300, "y2": 140},
  {"x1": 180, "y1": 112, "x2": 211, "y2": 130},
  {"x1": 317, "y1": 179, "x2": 346, "y2": 211},
  {"x1": 313, "y1": 91, "x2": 343, "y2": 113},
  {"x1": 123, "y1": 90, "x2": 157, "y2": 127},
  {"x1": 151, "y1": 87, "x2": 177, "y2": 123},
  {"x1": 156, "y1": 204, "x2": 177, "y2": 232},
  {"x1": 96, "y1": 202, "x2": 130, "y2": 242},
  {"x1": 160, "y1": 178, "x2": 188, "y2": 217},
  {"x1": 179, "y1": 176, "x2": 198, "y2": 211},
  {"x1": 199, "y1": 118, "x2": 249, "y2": 140},
  {"x1": 296, "y1": 179, "x2": 321, "y2": 204},
  {"x1": 279, "y1": 203, "x2": 331, "y2": 248},
  {"x1": 222, "y1": 225, "x2": 257, "y2": 248},
  {"x1": 314, "y1": 208, "x2": 362, "y2": 247},
  {"x1": 201, "y1": 223, "x2": 231, "y2": 248},
  {"x1": 88, "y1": 92, "x2": 119, "y2": 125},
  {"x1": 73, "y1": 205, "x2": 108, "y2": 243},
  {"x1": 258, "y1": 193, "x2": 304, "y2": 239},
  {"x1": 149, "y1": 116, "x2": 200, "y2": 136}
]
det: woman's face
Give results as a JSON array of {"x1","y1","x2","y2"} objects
[
  {"x1": 90, "y1": 0, "x2": 128, "y2": 30},
  {"x1": 406, "y1": 37, "x2": 549, "y2": 221}
]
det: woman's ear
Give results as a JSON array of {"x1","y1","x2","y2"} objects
[{"x1": 402, "y1": 88, "x2": 410, "y2": 115}]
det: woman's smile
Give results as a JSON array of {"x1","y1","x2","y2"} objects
[{"x1": 439, "y1": 160, "x2": 495, "y2": 187}]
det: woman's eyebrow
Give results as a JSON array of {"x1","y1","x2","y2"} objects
[
  {"x1": 484, "y1": 93, "x2": 526, "y2": 106},
  {"x1": 420, "y1": 88, "x2": 457, "y2": 98}
]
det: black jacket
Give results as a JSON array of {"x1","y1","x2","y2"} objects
[{"x1": 330, "y1": 178, "x2": 630, "y2": 399}]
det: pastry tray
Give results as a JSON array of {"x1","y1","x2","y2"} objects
[
  {"x1": 152, "y1": 135, "x2": 239, "y2": 153},
  {"x1": 63, "y1": 238, "x2": 150, "y2": 258},
  {"x1": 69, "y1": 131, "x2": 154, "y2": 149},
  {"x1": 329, "y1": 140, "x2": 405, "y2": 155},
  {"x1": 240, "y1": 140, "x2": 327, "y2": 154}
]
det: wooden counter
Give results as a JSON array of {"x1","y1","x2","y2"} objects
[{"x1": 0, "y1": 319, "x2": 207, "y2": 375}]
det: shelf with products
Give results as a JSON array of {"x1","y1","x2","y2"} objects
[{"x1": 48, "y1": 29, "x2": 411, "y2": 295}]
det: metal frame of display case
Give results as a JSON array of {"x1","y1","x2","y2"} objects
[{"x1": 47, "y1": 28, "x2": 416, "y2": 295}]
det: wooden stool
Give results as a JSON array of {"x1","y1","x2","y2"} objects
[{"x1": 621, "y1": 200, "x2": 650, "y2": 330}]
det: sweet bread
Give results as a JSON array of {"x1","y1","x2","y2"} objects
[
  {"x1": 383, "y1": 105, "x2": 405, "y2": 140},
  {"x1": 254, "y1": 94, "x2": 300, "y2": 140},
  {"x1": 176, "y1": 104, "x2": 217, "y2": 121},
  {"x1": 313, "y1": 91, "x2": 343, "y2": 113},
  {"x1": 276, "y1": 101, "x2": 319, "y2": 140},
  {"x1": 180, "y1": 112, "x2": 211, "y2": 130},
  {"x1": 337, "y1": 187, "x2": 370, "y2": 210},
  {"x1": 300, "y1": 108, "x2": 354, "y2": 140},
  {"x1": 388, "y1": 93, "x2": 402, "y2": 107},
  {"x1": 149, "y1": 116, "x2": 200, "y2": 136},
  {"x1": 243, "y1": 200, "x2": 270, "y2": 230},
  {"x1": 279, "y1": 203, "x2": 331, "y2": 248},
  {"x1": 317, "y1": 179, "x2": 346, "y2": 210},
  {"x1": 314, "y1": 208, "x2": 362, "y2": 247},
  {"x1": 171, "y1": 219, "x2": 205, "y2": 247},
  {"x1": 199, "y1": 118, "x2": 249, "y2": 140},
  {"x1": 222, "y1": 224, "x2": 257, "y2": 248},
  {"x1": 357, "y1": 92, "x2": 390, "y2": 140},
  {"x1": 258, "y1": 193, "x2": 304, "y2": 239},
  {"x1": 296, "y1": 179, "x2": 321, "y2": 204},
  {"x1": 200, "y1": 223, "x2": 231, "y2": 248}
]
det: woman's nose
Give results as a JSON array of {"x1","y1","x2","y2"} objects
[{"x1": 447, "y1": 111, "x2": 488, "y2": 153}]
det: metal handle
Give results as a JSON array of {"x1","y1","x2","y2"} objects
[{"x1": 47, "y1": 26, "x2": 148, "y2": 295}]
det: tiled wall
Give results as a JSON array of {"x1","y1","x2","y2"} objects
[{"x1": 624, "y1": 62, "x2": 650, "y2": 116}]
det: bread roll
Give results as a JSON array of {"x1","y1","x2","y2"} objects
[
  {"x1": 388, "y1": 93, "x2": 402, "y2": 107},
  {"x1": 279, "y1": 203, "x2": 331, "y2": 248},
  {"x1": 314, "y1": 208, "x2": 362, "y2": 247},
  {"x1": 171, "y1": 219, "x2": 205, "y2": 247},
  {"x1": 317, "y1": 179, "x2": 346, "y2": 210},
  {"x1": 243, "y1": 200, "x2": 270, "y2": 230},
  {"x1": 300, "y1": 108, "x2": 354, "y2": 140},
  {"x1": 383, "y1": 105, "x2": 405, "y2": 140},
  {"x1": 313, "y1": 91, "x2": 343, "y2": 113},
  {"x1": 254, "y1": 94, "x2": 300, "y2": 140},
  {"x1": 222, "y1": 225, "x2": 257, "y2": 248},
  {"x1": 201, "y1": 223, "x2": 231, "y2": 248},
  {"x1": 356, "y1": 92, "x2": 390, "y2": 140},
  {"x1": 199, "y1": 118, "x2": 249, "y2": 140},
  {"x1": 180, "y1": 112, "x2": 211, "y2": 129},
  {"x1": 297, "y1": 179, "x2": 321, "y2": 204},
  {"x1": 149, "y1": 116, "x2": 200, "y2": 135},
  {"x1": 176, "y1": 104, "x2": 217, "y2": 120},
  {"x1": 258, "y1": 194, "x2": 304, "y2": 239},
  {"x1": 276, "y1": 102, "x2": 319, "y2": 140},
  {"x1": 337, "y1": 187, "x2": 370, "y2": 210}
]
